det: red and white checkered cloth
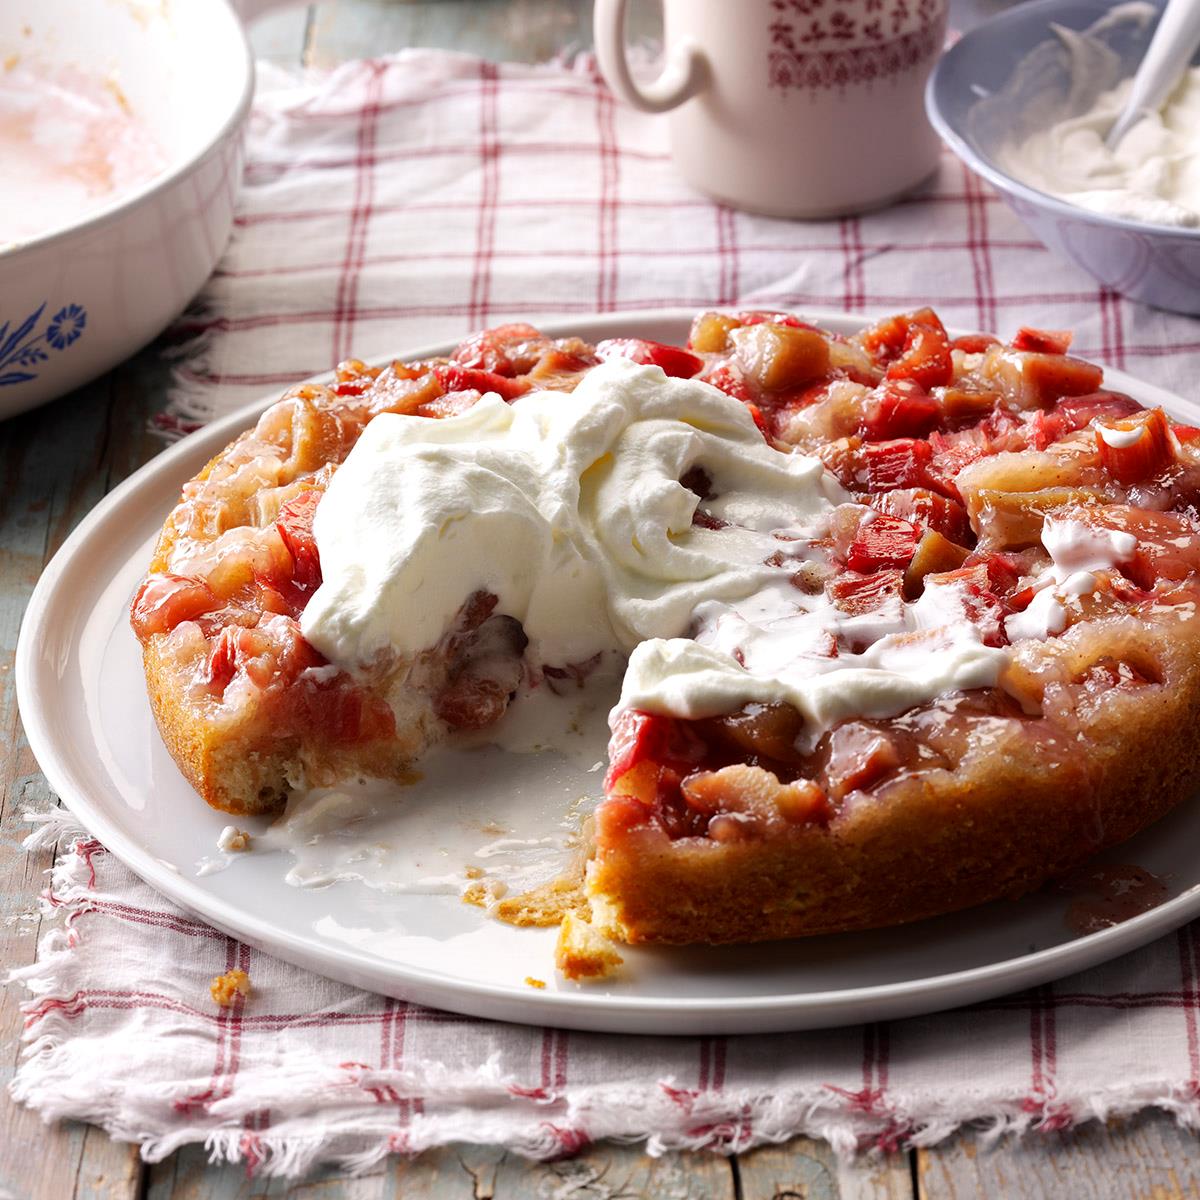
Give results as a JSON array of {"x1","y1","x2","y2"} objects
[{"x1": 13, "y1": 49, "x2": 1200, "y2": 1176}]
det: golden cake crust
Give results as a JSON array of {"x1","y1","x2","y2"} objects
[{"x1": 142, "y1": 636, "x2": 296, "y2": 815}]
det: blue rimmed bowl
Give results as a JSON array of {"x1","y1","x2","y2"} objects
[
  {"x1": 0, "y1": 0, "x2": 255, "y2": 419},
  {"x1": 926, "y1": 0, "x2": 1200, "y2": 316}
]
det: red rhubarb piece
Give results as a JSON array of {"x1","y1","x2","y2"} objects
[
  {"x1": 871, "y1": 488, "x2": 971, "y2": 544},
  {"x1": 130, "y1": 574, "x2": 218, "y2": 639},
  {"x1": 862, "y1": 380, "x2": 941, "y2": 441},
  {"x1": 604, "y1": 710, "x2": 707, "y2": 792},
  {"x1": 824, "y1": 723, "x2": 902, "y2": 800},
  {"x1": 924, "y1": 430, "x2": 990, "y2": 498},
  {"x1": 432, "y1": 363, "x2": 530, "y2": 401},
  {"x1": 885, "y1": 322, "x2": 953, "y2": 389},
  {"x1": 595, "y1": 338, "x2": 703, "y2": 379},
  {"x1": 702, "y1": 363, "x2": 757, "y2": 405},
  {"x1": 1020, "y1": 353, "x2": 1105, "y2": 408},
  {"x1": 1096, "y1": 409, "x2": 1175, "y2": 484},
  {"x1": 826, "y1": 569, "x2": 905, "y2": 615},
  {"x1": 1010, "y1": 327, "x2": 1073, "y2": 355},
  {"x1": 858, "y1": 438, "x2": 934, "y2": 491},
  {"x1": 276, "y1": 490, "x2": 324, "y2": 589},
  {"x1": 1031, "y1": 391, "x2": 1142, "y2": 448},
  {"x1": 950, "y1": 333, "x2": 1000, "y2": 354},
  {"x1": 451, "y1": 323, "x2": 542, "y2": 374},
  {"x1": 845, "y1": 513, "x2": 921, "y2": 573},
  {"x1": 860, "y1": 307, "x2": 947, "y2": 365}
]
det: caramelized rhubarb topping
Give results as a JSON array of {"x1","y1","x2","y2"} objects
[
  {"x1": 884, "y1": 321, "x2": 953, "y2": 390},
  {"x1": 275, "y1": 490, "x2": 323, "y2": 589},
  {"x1": 688, "y1": 311, "x2": 741, "y2": 354},
  {"x1": 862, "y1": 380, "x2": 941, "y2": 441},
  {"x1": 871, "y1": 488, "x2": 971, "y2": 545},
  {"x1": 431, "y1": 363, "x2": 531, "y2": 402},
  {"x1": 852, "y1": 438, "x2": 935, "y2": 492},
  {"x1": 730, "y1": 322, "x2": 831, "y2": 393},
  {"x1": 823, "y1": 723, "x2": 903, "y2": 801},
  {"x1": 827, "y1": 569, "x2": 905, "y2": 615},
  {"x1": 904, "y1": 530, "x2": 971, "y2": 596},
  {"x1": 133, "y1": 304, "x2": 1200, "y2": 836},
  {"x1": 450, "y1": 323, "x2": 545, "y2": 373}
]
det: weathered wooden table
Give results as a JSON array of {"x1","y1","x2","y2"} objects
[{"x1": 3, "y1": 2, "x2": 1200, "y2": 1195}]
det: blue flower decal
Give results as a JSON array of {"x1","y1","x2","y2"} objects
[
  {"x1": 46, "y1": 304, "x2": 86, "y2": 350},
  {"x1": 0, "y1": 300, "x2": 88, "y2": 386}
]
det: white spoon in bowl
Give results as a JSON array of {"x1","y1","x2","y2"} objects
[{"x1": 1106, "y1": 0, "x2": 1200, "y2": 148}]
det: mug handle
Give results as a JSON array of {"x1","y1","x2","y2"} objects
[{"x1": 593, "y1": 0, "x2": 706, "y2": 113}]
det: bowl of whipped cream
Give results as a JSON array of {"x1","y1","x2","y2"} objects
[{"x1": 927, "y1": 0, "x2": 1200, "y2": 315}]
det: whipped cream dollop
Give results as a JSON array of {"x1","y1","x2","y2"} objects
[
  {"x1": 992, "y1": 10, "x2": 1200, "y2": 228},
  {"x1": 302, "y1": 360, "x2": 844, "y2": 666},
  {"x1": 303, "y1": 361, "x2": 1009, "y2": 742}
]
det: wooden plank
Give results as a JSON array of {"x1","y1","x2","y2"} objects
[
  {"x1": 147, "y1": 1141, "x2": 738, "y2": 1197},
  {"x1": 917, "y1": 1115, "x2": 1200, "y2": 1199},
  {"x1": 145, "y1": 1141, "x2": 388, "y2": 1198},
  {"x1": 246, "y1": 2, "x2": 315, "y2": 67},
  {"x1": 304, "y1": 0, "x2": 660, "y2": 67},
  {"x1": 736, "y1": 1138, "x2": 914, "y2": 1200},
  {"x1": 479, "y1": 1142, "x2": 735, "y2": 1199},
  {"x1": 0, "y1": 375, "x2": 146, "y2": 1200},
  {"x1": 71, "y1": 1125, "x2": 146, "y2": 1200}
]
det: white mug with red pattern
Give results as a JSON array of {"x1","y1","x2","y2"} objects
[{"x1": 594, "y1": 0, "x2": 947, "y2": 219}]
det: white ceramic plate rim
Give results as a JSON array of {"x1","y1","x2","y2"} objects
[
  {"x1": 18, "y1": 306, "x2": 1200, "y2": 1034},
  {"x1": 1, "y1": 0, "x2": 255, "y2": 260}
]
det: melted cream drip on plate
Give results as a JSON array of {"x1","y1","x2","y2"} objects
[{"x1": 249, "y1": 664, "x2": 619, "y2": 897}]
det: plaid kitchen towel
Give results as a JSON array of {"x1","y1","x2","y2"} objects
[
  {"x1": 12, "y1": 817, "x2": 1200, "y2": 1175},
  {"x1": 160, "y1": 51, "x2": 1199, "y2": 429},
  {"x1": 12, "y1": 48, "x2": 1200, "y2": 1176}
]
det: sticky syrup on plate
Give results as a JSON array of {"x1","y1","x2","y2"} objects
[
  {"x1": 1053, "y1": 864, "x2": 1171, "y2": 936},
  {"x1": 0, "y1": 60, "x2": 167, "y2": 244}
]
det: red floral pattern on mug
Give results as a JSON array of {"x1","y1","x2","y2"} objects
[{"x1": 769, "y1": 0, "x2": 945, "y2": 91}]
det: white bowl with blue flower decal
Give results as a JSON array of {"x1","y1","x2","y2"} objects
[{"x1": 0, "y1": 0, "x2": 257, "y2": 419}]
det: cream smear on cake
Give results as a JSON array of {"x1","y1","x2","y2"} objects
[
  {"x1": 303, "y1": 359, "x2": 1009, "y2": 748},
  {"x1": 1003, "y1": 517, "x2": 1138, "y2": 642},
  {"x1": 0, "y1": 62, "x2": 167, "y2": 245}
]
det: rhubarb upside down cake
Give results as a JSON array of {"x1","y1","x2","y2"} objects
[{"x1": 131, "y1": 309, "x2": 1200, "y2": 946}]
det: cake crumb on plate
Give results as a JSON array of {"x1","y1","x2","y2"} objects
[{"x1": 555, "y1": 912, "x2": 623, "y2": 982}]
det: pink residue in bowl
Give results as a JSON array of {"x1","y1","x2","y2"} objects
[{"x1": 0, "y1": 60, "x2": 169, "y2": 244}]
